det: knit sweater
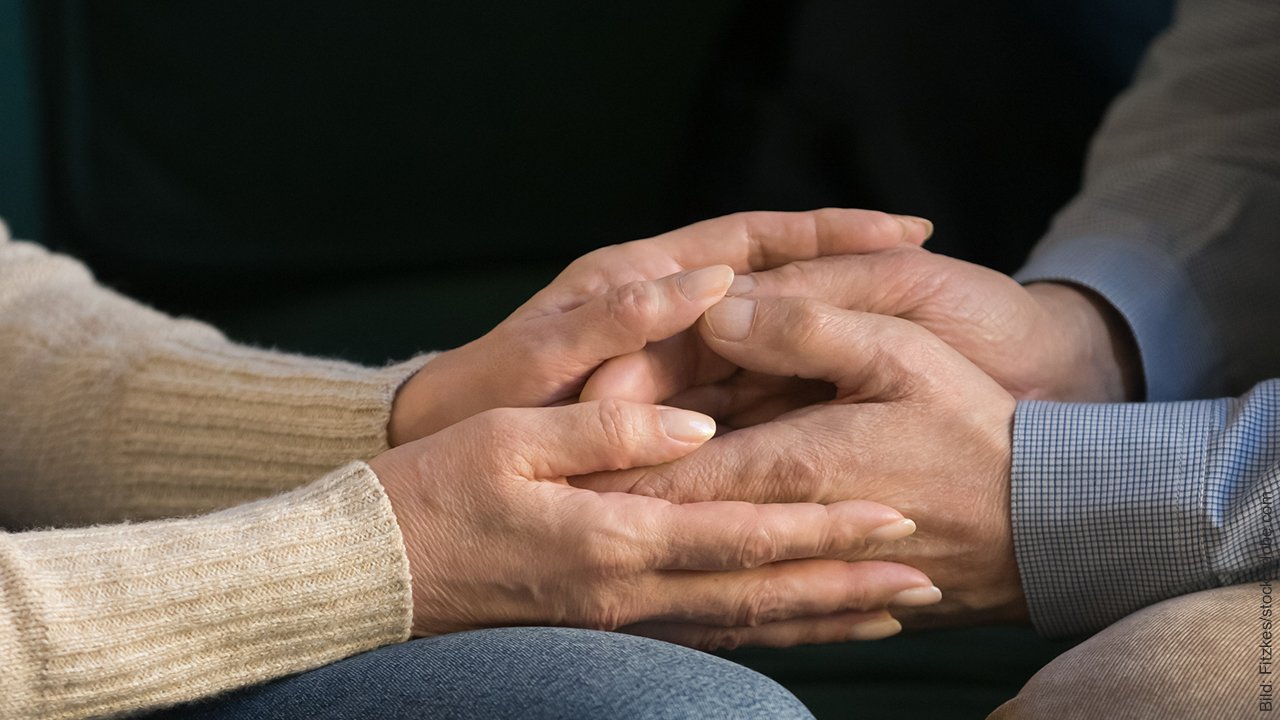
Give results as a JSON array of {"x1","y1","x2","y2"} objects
[{"x1": 0, "y1": 222, "x2": 428, "y2": 719}]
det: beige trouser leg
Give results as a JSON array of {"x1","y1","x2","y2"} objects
[{"x1": 990, "y1": 583, "x2": 1280, "y2": 719}]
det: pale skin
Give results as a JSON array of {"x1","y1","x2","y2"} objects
[
  {"x1": 578, "y1": 246, "x2": 1140, "y2": 628},
  {"x1": 371, "y1": 209, "x2": 945, "y2": 649}
]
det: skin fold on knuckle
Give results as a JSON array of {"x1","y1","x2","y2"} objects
[
  {"x1": 736, "y1": 516, "x2": 780, "y2": 569},
  {"x1": 462, "y1": 408, "x2": 530, "y2": 475},
  {"x1": 592, "y1": 399, "x2": 642, "y2": 469},
  {"x1": 773, "y1": 440, "x2": 828, "y2": 504},
  {"x1": 736, "y1": 212, "x2": 769, "y2": 270},
  {"x1": 841, "y1": 567, "x2": 877, "y2": 610},
  {"x1": 867, "y1": 211, "x2": 907, "y2": 244},
  {"x1": 576, "y1": 590, "x2": 633, "y2": 632},
  {"x1": 699, "y1": 626, "x2": 747, "y2": 652},
  {"x1": 606, "y1": 280, "x2": 663, "y2": 335},
  {"x1": 572, "y1": 537, "x2": 644, "y2": 630},
  {"x1": 735, "y1": 577, "x2": 786, "y2": 627},
  {"x1": 626, "y1": 467, "x2": 675, "y2": 500},
  {"x1": 781, "y1": 299, "x2": 837, "y2": 352}
]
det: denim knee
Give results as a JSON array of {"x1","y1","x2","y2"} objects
[{"x1": 141, "y1": 626, "x2": 813, "y2": 720}]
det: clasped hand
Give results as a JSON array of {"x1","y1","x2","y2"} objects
[
  {"x1": 579, "y1": 244, "x2": 1143, "y2": 627},
  {"x1": 371, "y1": 210, "x2": 945, "y2": 650},
  {"x1": 371, "y1": 210, "x2": 1141, "y2": 646}
]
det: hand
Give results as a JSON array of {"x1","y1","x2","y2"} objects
[
  {"x1": 370, "y1": 399, "x2": 942, "y2": 649},
  {"x1": 576, "y1": 298, "x2": 1025, "y2": 627},
  {"x1": 388, "y1": 209, "x2": 934, "y2": 444},
  {"x1": 582, "y1": 246, "x2": 1140, "y2": 426}
]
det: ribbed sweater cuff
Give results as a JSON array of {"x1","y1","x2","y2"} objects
[
  {"x1": 0, "y1": 461, "x2": 413, "y2": 720},
  {"x1": 109, "y1": 332, "x2": 435, "y2": 508}
]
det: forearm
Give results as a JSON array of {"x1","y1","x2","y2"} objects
[
  {"x1": 1016, "y1": 0, "x2": 1280, "y2": 400},
  {"x1": 1012, "y1": 380, "x2": 1280, "y2": 638},
  {"x1": 0, "y1": 462, "x2": 413, "y2": 720},
  {"x1": 0, "y1": 232, "x2": 432, "y2": 527}
]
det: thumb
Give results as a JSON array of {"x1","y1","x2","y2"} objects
[
  {"x1": 513, "y1": 399, "x2": 717, "y2": 479},
  {"x1": 698, "y1": 296, "x2": 928, "y2": 401},
  {"x1": 547, "y1": 265, "x2": 734, "y2": 368}
]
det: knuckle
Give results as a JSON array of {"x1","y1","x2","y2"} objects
[
  {"x1": 733, "y1": 212, "x2": 768, "y2": 269},
  {"x1": 467, "y1": 408, "x2": 523, "y2": 458},
  {"x1": 737, "y1": 516, "x2": 780, "y2": 569},
  {"x1": 868, "y1": 322, "x2": 931, "y2": 396},
  {"x1": 784, "y1": 299, "x2": 836, "y2": 345},
  {"x1": 773, "y1": 448, "x2": 826, "y2": 502},
  {"x1": 577, "y1": 513, "x2": 646, "y2": 581},
  {"x1": 846, "y1": 577, "x2": 875, "y2": 610},
  {"x1": 736, "y1": 582, "x2": 785, "y2": 627},
  {"x1": 577, "y1": 594, "x2": 631, "y2": 632},
  {"x1": 628, "y1": 468, "x2": 674, "y2": 500},
  {"x1": 606, "y1": 280, "x2": 662, "y2": 328},
  {"x1": 699, "y1": 627, "x2": 746, "y2": 652},
  {"x1": 593, "y1": 398, "x2": 639, "y2": 463},
  {"x1": 868, "y1": 211, "x2": 906, "y2": 242},
  {"x1": 886, "y1": 248, "x2": 948, "y2": 305}
]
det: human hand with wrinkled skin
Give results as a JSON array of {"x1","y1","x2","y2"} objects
[
  {"x1": 371, "y1": 398, "x2": 941, "y2": 648},
  {"x1": 582, "y1": 245, "x2": 1138, "y2": 429},
  {"x1": 389, "y1": 209, "x2": 933, "y2": 444},
  {"x1": 576, "y1": 295, "x2": 1025, "y2": 627}
]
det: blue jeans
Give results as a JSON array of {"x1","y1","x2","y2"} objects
[{"x1": 137, "y1": 627, "x2": 813, "y2": 719}]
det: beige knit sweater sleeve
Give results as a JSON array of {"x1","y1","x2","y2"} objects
[{"x1": 0, "y1": 224, "x2": 425, "y2": 719}]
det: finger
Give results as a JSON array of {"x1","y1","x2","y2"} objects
[
  {"x1": 663, "y1": 373, "x2": 834, "y2": 426},
  {"x1": 643, "y1": 558, "x2": 935, "y2": 627},
  {"x1": 583, "y1": 253, "x2": 943, "y2": 407},
  {"x1": 624, "y1": 610, "x2": 903, "y2": 650},
  {"x1": 641, "y1": 499, "x2": 917, "y2": 571},
  {"x1": 571, "y1": 423, "x2": 776, "y2": 501},
  {"x1": 580, "y1": 333, "x2": 736, "y2": 404},
  {"x1": 699, "y1": 296, "x2": 937, "y2": 398},
  {"x1": 497, "y1": 399, "x2": 716, "y2": 479},
  {"x1": 573, "y1": 412, "x2": 861, "y2": 505},
  {"x1": 634, "y1": 209, "x2": 933, "y2": 275},
  {"x1": 546, "y1": 265, "x2": 734, "y2": 368},
  {"x1": 726, "y1": 247, "x2": 951, "y2": 317}
]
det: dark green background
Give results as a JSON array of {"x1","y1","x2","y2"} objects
[
  {"x1": 2, "y1": 2, "x2": 1174, "y2": 716},
  {"x1": 0, "y1": 0, "x2": 38, "y2": 240}
]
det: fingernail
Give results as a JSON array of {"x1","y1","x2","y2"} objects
[
  {"x1": 726, "y1": 274, "x2": 757, "y2": 297},
  {"x1": 704, "y1": 297, "x2": 757, "y2": 341},
  {"x1": 678, "y1": 265, "x2": 734, "y2": 301},
  {"x1": 849, "y1": 617, "x2": 902, "y2": 641},
  {"x1": 895, "y1": 215, "x2": 934, "y2": 241},
  {"x1": 889, "y1": 585, "x2": 942, "y2": 608},
  {"x1": 660, "y1": 408, "x2": 716, "y2": 443},
  {"x1": 866, "y1": 518, "x2": 916, "y2": 544}
]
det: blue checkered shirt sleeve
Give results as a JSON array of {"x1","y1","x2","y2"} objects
[{"x1": 1012, "y1": 381, "x2": 1280, "y2": 638}]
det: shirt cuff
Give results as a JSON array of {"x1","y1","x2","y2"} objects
[
  {"x1": 1011, "y1": 398, "x2": 1227, "y2": 638},
  {"x1": 1014, "y1": 235, "x2": 1223, "y2": 401}
]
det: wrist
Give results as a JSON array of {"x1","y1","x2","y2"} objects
[
  {"x1": 388, "y1": 347, "x2": 478, "y2": 445},
  {"x1": 1025, "y1": 282, "x2": 1142, "y2": 402}
]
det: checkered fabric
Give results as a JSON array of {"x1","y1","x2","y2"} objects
[{"x1": 1012, "y1": 382, "x2": 1280, "y2": 637}]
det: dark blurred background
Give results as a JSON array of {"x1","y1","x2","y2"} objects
[{"x1": 0, "y1": 1, "x2": 1174, "y2": 717}]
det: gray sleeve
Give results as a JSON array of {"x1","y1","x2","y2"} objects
[{"x1": 1015, "y1": 0, "x2": 1280, "y2": 401}]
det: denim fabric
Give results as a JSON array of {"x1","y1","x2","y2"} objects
[{"x1": 135, "y1": 627, "x2": 814, "y2": 720}]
